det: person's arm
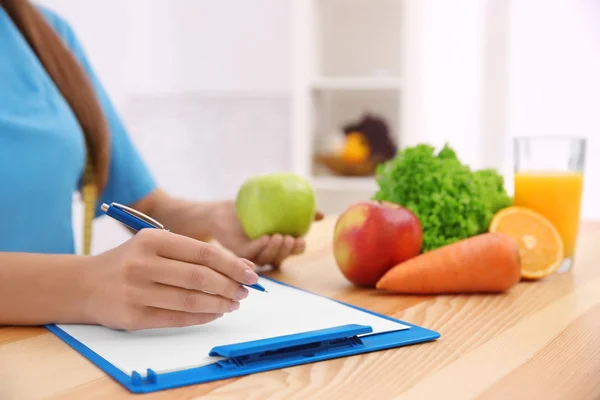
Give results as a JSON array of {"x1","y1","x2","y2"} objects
[
  {"x1": 0, "y1": 229, "x2": 259, "y2": 329},
  {"x1": 0, "y1": 253, "x2": 92, "y2": 326},
  {"x1": 131, "y1": 189, "x2": 221, "y2": 242},
  {"x1": 131, "y1": 189, "x2": 325, "y2": 268}
]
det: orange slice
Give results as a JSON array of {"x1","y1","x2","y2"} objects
[{"x1": 489, "y1": 206, "x2": 564, "y2": 280}]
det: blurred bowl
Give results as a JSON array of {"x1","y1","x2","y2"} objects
[{"x1": 315, "y1": 153, "x2": 379, "y2": 176}]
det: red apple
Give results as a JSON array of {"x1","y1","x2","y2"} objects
[{"x1": 333, "y1": 200, "x2": 422, "y2": 287}]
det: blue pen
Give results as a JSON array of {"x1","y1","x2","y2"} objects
[{"x1": 101, "y1": 202, "x2": 267, "y2": 293}]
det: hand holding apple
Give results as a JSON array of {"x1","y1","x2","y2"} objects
[
  {"x1": 235, "y1": 172, "x2": 317, "y2": 239},
  {"x1": 333, "y1": 200, "x2": 423, "y2": 287},
  {"x1": 210, "y1": 200, "x2": 309, "y2": 268}
]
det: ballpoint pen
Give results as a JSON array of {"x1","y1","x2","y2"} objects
[{"x1": 101, "y1": 202, "x2": 267, "y2": 293}]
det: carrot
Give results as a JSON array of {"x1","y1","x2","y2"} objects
[{"x1": 376, "y1": 232, "x2": 522, "y2": 294}]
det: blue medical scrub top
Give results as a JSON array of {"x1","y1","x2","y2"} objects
[{"x1": 0, "y1": 6, "x2": 156, "y2": 254}]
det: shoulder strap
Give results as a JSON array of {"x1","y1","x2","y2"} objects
[{"x1": 81, "y1": 144, "x2": 97, "y2": 255}]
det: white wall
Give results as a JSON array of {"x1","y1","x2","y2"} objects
[
  {"x1": 401, "y1": 0, "x2": 488, "y2": 170},
  {"x1": 166, "y1": 0, "x2": 291, "y2": 95},
  {"x1": 36, "y1": 0, "x2": 292, "y2": 103},
  {"x1": 506, "y1": 0, "x2": 600, "y2": 219},
  {"x1": 405, "y1": 0, "x2": 600, "y2": 220}
]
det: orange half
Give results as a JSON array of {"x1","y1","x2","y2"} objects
[{"x1": 489, "y1": 206, "x2": 564, "y2": 280}]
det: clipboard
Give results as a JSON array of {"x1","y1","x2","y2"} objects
[{"x1": 45, "y1": 277, "x2": 440, "y2": 394}]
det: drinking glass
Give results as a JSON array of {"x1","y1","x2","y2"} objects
[{"x1": 513, "y1": 136, "x2": 587, "y2": 272}]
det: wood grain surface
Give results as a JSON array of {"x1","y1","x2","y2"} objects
[{"x1": 2, "y1": 216, "x2": 600, "y2": 400}]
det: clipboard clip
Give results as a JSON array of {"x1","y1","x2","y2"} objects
[
  {"x1": 131, "y1": 369, "x2": 158, "y2": 387},
  {"x1": 210, "y1": 324, "x2": 372, "y2": 369}
]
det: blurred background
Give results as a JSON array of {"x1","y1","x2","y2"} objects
[{"x1": 34, "y1": 0, "x2": 600, "y2": 253}]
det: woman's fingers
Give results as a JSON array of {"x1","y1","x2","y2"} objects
[
  {"x1": 240, "y1": 258, "x2": 257, "y2": 270},
  {"x1": 242, "y1": 235, "x2": 307, "y2": 267},
  {"x1": 291, "y1": 238, "x2": 306, "y2": 255},
  {"x1": 133, "y1": 308, "x2": 224, "y2": 331},
  {"x1": 272, "y1": 235, "x2": 296, "y2": 267},
  {"x1": 145, "y1": 258, "x2": 249, "y2": 301},
  {"x1": 140, "y1": 282, "x2": 241, "y2": 315},
  {"x1": 255, "y1": 234, "x2": 284, "y2": 266},
  {"x1": 143, "y1": 230, "x2": 258, "y2": 285},
  {"x1": 236, "y1": 236, "x2": 270, "y2": 261}
]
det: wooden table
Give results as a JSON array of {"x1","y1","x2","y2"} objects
[{"x1": 2, "y1": 216, "x2": 600, "y2": 400}]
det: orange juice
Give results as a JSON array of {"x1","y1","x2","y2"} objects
[{"x1": 514, "y1": 171, "x2": 584, "y2": 258}]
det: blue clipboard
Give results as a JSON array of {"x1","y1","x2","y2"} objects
[{"x1": 45, "y1": 277, "x2": 440, "y2": 394}]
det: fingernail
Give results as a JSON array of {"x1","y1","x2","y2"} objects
[
  {"x1": 244, "y1": 268, "x2": 259, "y2": 284},
  {"x1": 230, "y1": 301, "x2": 240, "y2": 311},
  {"x1": 235, "y1": 286, "x2": 249, "y2": 300}
]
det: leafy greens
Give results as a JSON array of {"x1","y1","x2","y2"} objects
[{"x1": 372, "y1": 143, "x2": 512, "y2": 252}]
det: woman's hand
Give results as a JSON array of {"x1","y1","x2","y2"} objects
[
  {"x1": 208, "y1": 200, "x2": 323, "y2": 268},
  {"x1": 130, "y1": 190, "x2": 324, "y2": 269},
  {"x1": 84, "y1": 228, "x2": 259, "y2": 331}
]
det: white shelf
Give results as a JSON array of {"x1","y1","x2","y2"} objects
[
  {"x1": 291, "y1": 0, "x2": 409, "y2": 198},
  {"x1": 311, "y1": 176, "x2": 378, "y2": 191},
  {"x1": 310, "y1": 77, "x2": 403, "y2": 91},
  {"x1": 291, "y1": 0, "x2": 511, "y2": 215}
]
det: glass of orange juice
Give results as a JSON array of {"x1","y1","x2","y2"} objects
[{"x1": 513, "y1": 136, "x2": 587, "y2": 272}]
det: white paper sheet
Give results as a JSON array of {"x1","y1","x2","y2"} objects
[{"x1": 56, "y1": 278, "x2": 409, "y2": 375}]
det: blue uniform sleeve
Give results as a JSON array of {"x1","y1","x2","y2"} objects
[{"x1": 39, "y1": 7, "x2": 157, "y2": 216}]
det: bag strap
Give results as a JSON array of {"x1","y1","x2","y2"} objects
[{"x1": 81, "y1": 144, "x2": 97, "y2": 255}]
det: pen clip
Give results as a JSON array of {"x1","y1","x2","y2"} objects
[{"x1": 110, "y1": 202, "x2": 166, "y2": 230}]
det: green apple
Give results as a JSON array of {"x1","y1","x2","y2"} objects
[{"x1": 235, "y1": 172, "x2": 316, "y2": 239}]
